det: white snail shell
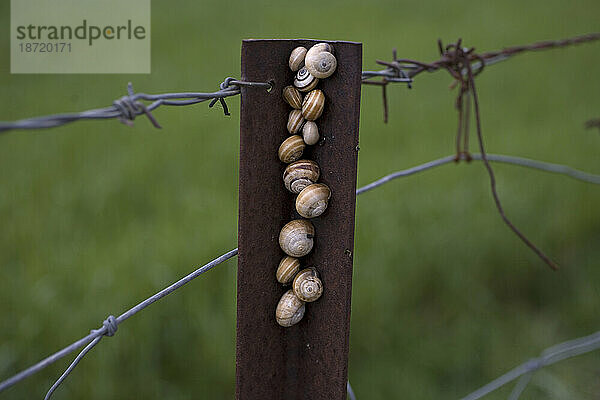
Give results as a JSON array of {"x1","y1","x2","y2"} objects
[
  {"x1": 307, "y1": 43, "x2": 334, "y2": 56},
  {"x1": 302, "y1": 121, "x2": 319, "y2": 145},
  {"x1": 293, "y1": 267, "x2": 323, "y2": 302},
  {"x1": 283, "y1": 159, "x2": 320, "y2": 194},
  {"x1": 276, "y1": 256, "x2": 300, "y2": 285},
  {"x1": 295, "y1": 183, "x2": 331, "y2": 218},
  {"x1": 294, "y1": 67, "x2": 319, "y2": 92},
  {"x1": 301, "y1": 89, "x2": 325, "y2": 121},
  {"x1": 289, "y1": 46, "x2": 307, "y2": 72},
  {"x1": 287, "y1": 109, "x2": 305, "y2": 134},
  {"x1": 278, "y1": 135, "x2": 306, "y2": 163},
  {"x1": 283, "y1": 86, "x2": 303, "y2": 109},
  {"x1": 305, "y1": 51, "x2": 337, "y2": 79},
  {"x1": 279, "y1": 219, "x2": 315, "y2": 257},
  {"x1": 275, "y1": 289, "x2": 305, "y2": 327}
]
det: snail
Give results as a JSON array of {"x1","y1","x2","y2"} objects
[
  {"x1": 287, "y1": 109, "x2": 305, "y2": 134},
  {"x1": 275, "y1": 289, "x2": 305, "y2": 327},
  {"x1": 293, "y1": 267, "x2": 323, "y2": 302},
  {"x1": 305, "y1": 51, "x2": 337, "y2": 79},
  {"x1": 294, "y1": 67, "x2": 319, "y2": 92},
  {"x1": 295, "y1": 183, "x2": 331, "y2": 218},
  {"x1": 289, "y1": 46, "x2": 307, "y2": 72},
  {"x1": 307, "y1": 42, "x2": 334, "y2": 57},
  {"x1": 279, "y1": 219, "x2": 314, "y2": 257},
  {"x1": 283, "y1": 86, "x2": 303, "y2": 109},
  {"x1": 283, "y1": 159, "x2": 320, "y2": 194},
  {"x1": 302, "y1": 121, "x2": 319, "y2": 145},
  {"x1": 301, "y1": 89, "x2": 325, "y2": 121},
  {"x1": 276, "y1": 256, "x2": 300, "y2": 285},
  {"x1": 278, "y1": 135, "x2": 306, "y2": 163}
]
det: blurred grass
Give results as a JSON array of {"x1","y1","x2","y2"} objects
[{"x1": 0, "y1": 0, "x2": 599, "y2": 398}]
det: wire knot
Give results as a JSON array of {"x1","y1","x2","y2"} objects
[
  {"x1": 208, "y1": 77, "x2": 239, "y2": 116},
  {"x1": 93, "y1": 315, "x2": 118, "y2": 337},
  {"x1": 113, "y1": 83, "x2": 162, "y2": 128}
]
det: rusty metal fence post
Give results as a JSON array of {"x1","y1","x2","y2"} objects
[{"x1": 236, "y1": 39, "x2": 362, "y2": 400}]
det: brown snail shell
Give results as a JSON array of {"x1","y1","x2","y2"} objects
[
  {"x1": 302, "y1": 121, "x2": 319, "y2": 145},
  {"x1": 294, "y1": 67, "x2": 319, "y2": 92},
  {"x1": 295, "y1": 183, "x2": 331, "y2": 218},
  {"x1": 305, "y1": 51, "x2": 337, "y2": 79},
  {"x1": 283, "y1": 86, "x2": 302, "y2": 109},
  {"x1": 289, "y1": 46, "x2": 307, "y2": 72},
  {"x1": 276, "y1": 256, "x2": 300, "y2": 284},
  {"x1": 287, "y1": 109, "x2": 305, "y2": 134},
  {"x1": 275, "y1": 289, "x2": 305, "y2": 327},
  {"x1": 278, "y1": 135, "x2": 305, "y2": 163},
  {"x1": 283, "y1": 159, "x2": 320, "y2": 194},
  {"x1": 307, "y1": 43, "x2": 334, "y2": 57},
  {"x1": 301, "y1": 89, "x2": 325, "y2": 121},
  {"x1": 279, "y1": 219, "x2": 315, "y2": 257},
  {"x1": 293, "y1": 267, "x2": 323, "y2": 302}
]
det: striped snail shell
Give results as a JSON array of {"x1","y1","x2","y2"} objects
[
  {"x1": 275, "y1": 289, "x2": 305, "y2": 327},
  {"x1": 276, "y1": 256, "x2": 300, "y2": 284},
  {"x1": 279, "y1": 219, "x2": 315, "y2": 257},
  {"x1": 278, "y1": 135, "x2": 306, "y2": 163},
  {"x1": 305, "y1": 51, "x2": 337, "y2": 79},
  {"x1": 301, "y1": 89, "x2": 325, "y2": 121},
  {"x1": 294, "y1": 67, "x2": 319, "y2": 92},
  {"x1": 293, "y1": 267, "x2": 323, "y2": 302},
  {"x1": 283, "y1": 159, "x2": 320, "y2": 194},
  {"x1": 302, "y1": 121, "x2": 319, "y2": 145},
  {"x1": 283, "y1": 86, "x2": 303, "y2": 109},
  {"x1": 295, "y1": 183, "x2": 331, "y2": 218},
  {"x1": 307, "y1": 42, "x2": 334, "y2": 57},
  {"x1": 287, "y1": 109, "x2": 305, "y2": 134},
  {"x1": 289, "y1": 46, "x2": 307, "y2": 72}
]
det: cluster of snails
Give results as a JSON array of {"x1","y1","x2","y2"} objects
[{"x1": 275, "y1": 43, "x2": 337, "y2": 327}]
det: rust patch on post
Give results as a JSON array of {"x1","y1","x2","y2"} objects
[{"x1": 237, "y1": 39, "x2": 362, "y2": 400}]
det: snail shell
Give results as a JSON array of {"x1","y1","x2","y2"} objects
[
  {"x1": 294, "y1": 67, "x2": 319, "y2": 92},
  {"x1": 283, "y1": 159, "x2": 320, "y2": 194},
  {"x1": 279, "y1": 219, "x2": 315, "y2": 257},
  {"x1": 289, "y1": 46, "x2": 307, "y2": 72},
  {"x1": 302, "y1": 121, "x2": 319, "y2": 145},
  {"x1": 276, "y1": 256, "x2": 300, "y2": 284},
  {"x1": 301, "y1": 89, "x2": 325, "y2": 121},
  {"x1": 307, "y1": 43, "x2": 334, "y2": 57},
  {"x1": 293, "y1": 267, "x2": 323, "y2": 302},
  {"x1": 283, "y1": 86, "x2": 302, "y2": 109},
  {"x1": 278, "y1": 135, "x2": 306, "y2": 163},
  {"x1": 305, "y1": 51, "x2": 337, "y2": 79},
  {"x1": 295, "y1": 183, "x2": 331, "y2": 218},
  {"x1": 287, "y1": 109, "x2": 305, "y2": 134},
  {"x1": 275, "y1": 289, "x2": 305, "y2": 327}
]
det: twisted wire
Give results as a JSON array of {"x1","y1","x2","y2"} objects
[{"x1": 0, "y1": 78, "x2": 272, "y2": 133}]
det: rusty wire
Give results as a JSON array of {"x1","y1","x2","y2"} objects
[
  {"x1": 362, "y1": 32, "x2": 600, "y2": 123},
  {"x1": 362, "y1": 32, "x2": 600, "y2": 270}
]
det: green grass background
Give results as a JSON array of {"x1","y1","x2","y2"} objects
[{"x1": 1, "y1": 0, "x2": 599, "y2": 398}]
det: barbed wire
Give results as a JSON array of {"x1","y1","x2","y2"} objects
[
  {"x1": 1, "y1": 149, "x2": 598, "y2": 398},
  {"x1": 461, "y1": 329, "x2": 600, "y2": 400},
  {"x1": 362, "y1": 32, "x2": 600, "y2": 123},
  {"x1": 0, "y1": 78, "x2": 272, "y2": 133},
  {"x1": 1, "y1": 32, "x2": 599, "y2": 399}
]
